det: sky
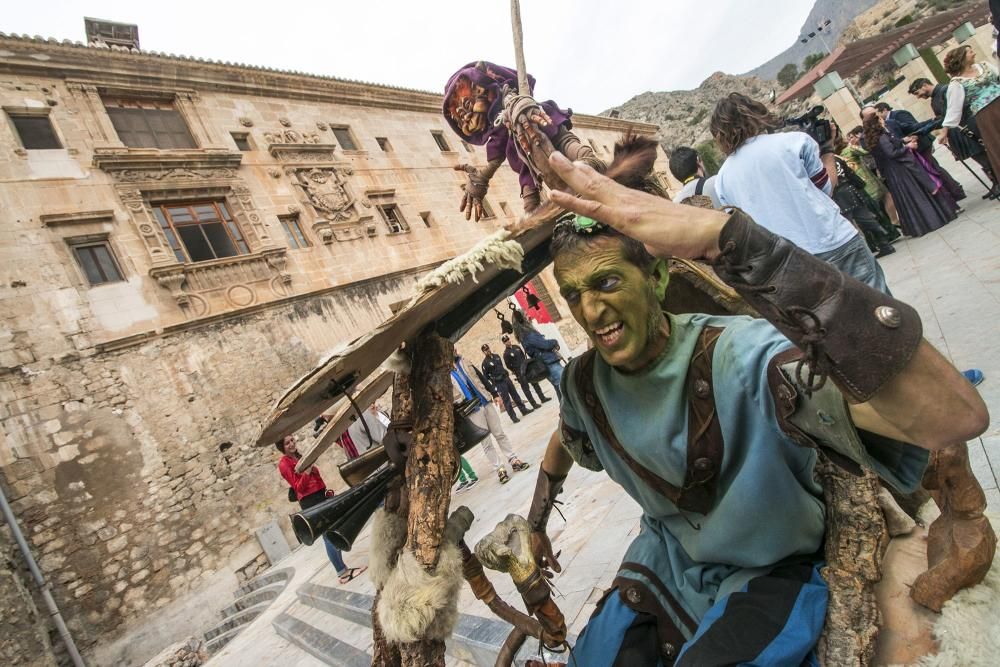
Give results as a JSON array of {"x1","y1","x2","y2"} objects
[{"x1": 3, "y1": 0, "x2": 816, "y2": 114}]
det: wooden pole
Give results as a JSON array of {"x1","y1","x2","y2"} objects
[
  {"x1": 399, "y1": 333, "x2": 457, "y2": 666},
  {"x1": 511, "y1": 0, "x2": 530, "y2": 96}
]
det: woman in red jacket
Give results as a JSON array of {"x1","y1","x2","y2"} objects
[{"x1": 277, "y1": 435, "x2": 366, "y2": 584}]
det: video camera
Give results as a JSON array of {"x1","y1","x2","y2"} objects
[{"x1": 784, "y1": 105, "x2": 833, "y2": 147}]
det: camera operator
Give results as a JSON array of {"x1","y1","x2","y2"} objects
[{"x1": 711, "y1": 93, "x2": 890, "y2": 293}]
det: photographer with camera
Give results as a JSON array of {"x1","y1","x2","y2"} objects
[{"x1": 711, "y1": 93, "x2": 889, "y2": 292}]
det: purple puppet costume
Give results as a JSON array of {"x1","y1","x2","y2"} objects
[{"x1": 443, "y1": 61, "x2": 604, "y2": 218}]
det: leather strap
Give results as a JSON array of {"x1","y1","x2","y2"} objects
[{"x1": 575, "y1": 326, "x2": 725, "y2": 515}]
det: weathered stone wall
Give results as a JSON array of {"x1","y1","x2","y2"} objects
[
  {"x1": 0, "y1": 34, "x2": 665, "y2": 664},
  {"x1": 0, "y1": 526, "x2": 58, "y2": 667},
  {"x1": 1, "y1": 277, "x2": 420, "y2": 654}
]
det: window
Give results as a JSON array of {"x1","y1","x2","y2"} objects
[
  {"x1": 72, "y1": 242, "x2": 124, "y2": 285},
  {"x1": 499, "y1": 201, "x2": 512, "y2": 217},
  {"x1": 604, "y1": 145, "x2": 611, "y2": 154},
  {"x1": 279, "y1": 215, "x2": 310, "y2": 249},
  {"x1": 231, "y1": 132, "x2": 252, "y2": 151},
  {"x1": 431, "y1": 131, "x2": 452, "y2": 152},
  {"x1": 152, "y1": 201, "x2": 248, "y2": 263},
  {"x1": 9, "y1": 114, "x2": 61, "y2": 149},
  {"x1": 588, "y1": 138, "x2": 598, "y2": 152},
  {"x1": 419, "y1": 211, "x2": 433, "y2": 228},
  {"x1": 377, "y1": 204, "x2": 409, "y2": 233},
  {"x1": 331, "y1": 126, "x2": 358, "y2": 151},
  {"x1": 375, "y1": 137, "x2": 393, "y2": 152},
  {"x1": 461, "y1": 140, "x2": 474, "y2": 153},
  {"x1": 480, "y1": 199, "x2": 496, "y2": 219},
  {"x1": 104, "y1": 99, "x2": 196, "y2": 149}
]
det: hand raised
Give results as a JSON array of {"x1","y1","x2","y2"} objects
[{"x1": 546, "y1": 153, "x2": 729, "y2": 261}]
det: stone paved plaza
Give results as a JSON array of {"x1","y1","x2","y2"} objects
[{"x1": 207, "y1": 150, "x2": 1000, "y2": 665}]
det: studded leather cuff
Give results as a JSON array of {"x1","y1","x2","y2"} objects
[
  {"x1": 713, "y1": 209, "x2": 922, "y2": 403},
  {"x1": 527, "y1": 467, "x2": 567, "y2": 533}
]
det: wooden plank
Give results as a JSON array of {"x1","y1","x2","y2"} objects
[
  {"x1": 255, "y1": 216, "x2": 557, "y2": 447},
  {"x1": 294, "y1": 370, "x2": 394, "y2": 473}
]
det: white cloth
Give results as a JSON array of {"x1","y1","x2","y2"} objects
[
  {"x1": 347, "y1": 410, "x2": 388, "y2": 452},
  {"x1": 468, "y1": 404, "x2": 517, "y2": 472},
  {"x1": 672, "y1": 175, "x2": 721, "y2": 208},
  {"x1": 942, "y1": 81, "x2": 967, "y2": 128},
  {"x1": 716, "y1": 132, "x2": 858, "y2": 255}
]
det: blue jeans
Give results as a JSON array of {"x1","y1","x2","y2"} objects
[
  {"x1": 547, "y1": 362, "x2": 564, "y2": 401},
  {"x1": 323, "y1": 535, "x2": 348, "y2": 575},
  {"x1": 815, "y1": 233, "x2": 891, "y2": 296}
]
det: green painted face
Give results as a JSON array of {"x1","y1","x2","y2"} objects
[{"x1": 554, "y1": 237, "x2": 669, "y2": 372}]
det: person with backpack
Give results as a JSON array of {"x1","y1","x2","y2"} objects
[
  {"x1": 669, "y1": 146, "x2": 721, "y2": 208},
  {"x1": 517, "y1": 148, "x2": 988, "y2": 664}
]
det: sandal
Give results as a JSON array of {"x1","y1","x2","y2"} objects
[
  {"x1": 511, "y1": 458, "x2": 531, "y2": 472},
  {"x1": 498, "y1": 469, "x2": 510, "y2": 484},
  {"x1": 339, "y1": 566, "x2": 367, "y2": 584}
]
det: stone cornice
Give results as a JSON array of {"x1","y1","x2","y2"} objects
[
  {"x1": 0, "y1": 34, "x2": 659, "y2": 134},
  {"x1": 92, "y1": 148, "x2": 244, "y2": 173},
  {"x1": 40, "y1": 209, "x2": 115, "y2": 227}
]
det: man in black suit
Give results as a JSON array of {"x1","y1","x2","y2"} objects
[
  {"x1": 874, "y1": 101, "x2": 965, "y2": 202},
  {"x1": 481, "y1": 343, "x2": 533, "y2": 423},
  {"x1": 909, "y1": 77, "x2": 998, "y2": 197},
  {"x1": 500, "y1": 333, "x2": 550, "y2": 409}
]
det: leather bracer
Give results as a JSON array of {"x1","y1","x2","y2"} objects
[
  {"x1": 527, "y1": 467, "x2": 566, "y2": 533},
  {"x1": 713, "y1": 209, "x2": 922, "y2": 403}
]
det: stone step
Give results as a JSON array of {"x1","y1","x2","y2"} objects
[
  {"x1": 232, "y1": 567, "x2": 293, "y2": 599},
  {"x1": 272, "y1": 608, "x2": 372, "y2": 667},
  {"x1": 220, "y1": 582, "x2": 285, "y2": 619},
  {"x1": 296, "y1": 582, "x2": 568, "y2": 666}
]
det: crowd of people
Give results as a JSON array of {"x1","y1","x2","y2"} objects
[{"x1": 672, "y1": 44, "x2": 1000, "y2": 251}]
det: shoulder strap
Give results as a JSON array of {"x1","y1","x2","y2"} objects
[
  {"x1": 694, "y1": 177, "x2": 705, "y2": 196},
  {"x1": 575, "y1": 326, "x2": 726, "y2": 515}
]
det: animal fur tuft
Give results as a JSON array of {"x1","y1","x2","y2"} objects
[
  {"x1": 368, "y1": 508, "x2": 407, "y2": 590},
  {"x1": 377, "y1": 545, "x2": 463, "y2": 642}
]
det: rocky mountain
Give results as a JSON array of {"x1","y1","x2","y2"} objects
[
  {"x1": 605, "y1": 72, "x2": 777, "y2": 152},
  {"x1": 744, "y1": 0, "x2": 883, "y2": 80}
]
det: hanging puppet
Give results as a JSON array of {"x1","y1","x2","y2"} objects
[{"x1": 443, "y1": 61, "x2": 605, "y2": 218}]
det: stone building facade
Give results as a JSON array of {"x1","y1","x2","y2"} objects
[{"x1": 0, "y1": 30, "x2": 667, "y2": 664}]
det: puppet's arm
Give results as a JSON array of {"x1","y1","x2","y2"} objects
[{"x1": 455, "y1": 158, "x2": 504, "y2": 222}]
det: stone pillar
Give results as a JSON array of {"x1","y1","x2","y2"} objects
[
  {"x1": 813, "y1": 72, "x2": 862, "y2": 135},
  {"x1": 883, "y1": 44, "x2": 937, "y2": 116},
  {"x1": 953, "y1": 21, "x2": 994, "y2": 67}
]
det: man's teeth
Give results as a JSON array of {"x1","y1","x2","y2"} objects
[{"x1": 594, "y1": 322, "x2": 622, "y2": 335}]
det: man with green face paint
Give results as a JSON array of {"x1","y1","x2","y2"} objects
[{"x1": 522, "y1": 150, "x2": 990, "y2": 666}]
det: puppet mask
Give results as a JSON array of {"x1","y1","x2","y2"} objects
[{"x1": 447, "y1": 76, "x2": 496, "y2": 136}]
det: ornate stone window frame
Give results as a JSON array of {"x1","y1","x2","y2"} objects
[{"x1": 99, "y1": 154, "x2": 290, "y2": 316}]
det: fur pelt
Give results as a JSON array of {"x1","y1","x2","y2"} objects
[
  {"x1": 368, "y1": 508, "x2": 407, "y2": 590},
  {"x1": 380, "y1": 349, "x2": 412, "y2": 375},
  {"x1": 377, "y1": 544, "x2": 464, "y2": 643},
  {"x1": 897, "y1": 513, "x2": 1000, "y2": 667},
  {"x1": 414, "y1": 229, "x2": 524, "y2": 294}
]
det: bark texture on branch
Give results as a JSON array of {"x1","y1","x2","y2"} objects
[
  {"x1": 814, "y1": 455, "x2": 888, "y2": 667},
  {"x1": 400, "y1": 334, "x2": 457, "y2": 666}
]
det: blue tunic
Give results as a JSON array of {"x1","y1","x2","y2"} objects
[{"x1": 560, "y1": 313, "x2": 925, "y2": 633}]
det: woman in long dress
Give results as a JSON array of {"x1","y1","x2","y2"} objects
[
  {"x1": 862, "y1": 115, "x2": 957, "y2": 238},
  {"x1": 943, "y1": 45, "x2": 1000, "y2": 178},
  {"x1": 842, "y1": 125, "x2": 901, "y2": 227}
]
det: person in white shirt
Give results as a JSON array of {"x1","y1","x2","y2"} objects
[{"x1": 711, "y1": 93, "x2": 889, "y2": 293}]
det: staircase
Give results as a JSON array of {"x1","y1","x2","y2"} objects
[
  {"x1": 271, "y1": 579, "x2": 575, "y2": 666},
  {"x1": 203, "y1": 568, "x2": 293, "y2": 655}
]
